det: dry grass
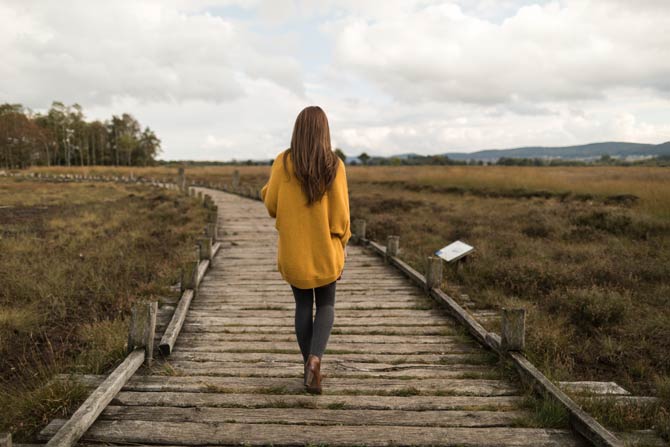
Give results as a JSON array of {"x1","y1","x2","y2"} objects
[
  {"x1": 0, "y1": 177, "x2": 208, "y2": 441},
  {"x1": 17, "y1": 163, "x2": 670, "y2": 439}
]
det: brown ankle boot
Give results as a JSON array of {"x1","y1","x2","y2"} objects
[
  {"x1": 304, "y1": 354, "x2": 322, "y2": 394},
  {"x1": 303, "y1": 359, "x2": 309, "y2": 386}
]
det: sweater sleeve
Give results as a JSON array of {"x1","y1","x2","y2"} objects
[
  {"x1": 261, "y1": 155, "x2": 281, "y2": 218},
  {"x1": 328, "y1": 159, "x2": 352, "y2": 249}
]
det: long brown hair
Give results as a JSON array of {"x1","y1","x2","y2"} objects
[{"x1": 283, "y1": 106, "x2": 340, "y2": 205}]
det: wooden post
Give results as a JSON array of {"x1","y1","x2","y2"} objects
[
  {"x1": 126, "y1": 301, "x2": 158, "y2": 366},
  {"x1": 204, "y1": 194, "x2": 213, "y2": 208},
  {"x1": 501, "y1": 308, "x2": 526, "y2": 351},
  {"x1": 0, "y1": 433, "x2": 11, "y2": 447},
  {"x1": 207, "y1": 206, "x2": 218, "y2": 224},
  {"x1": 232, "y1": 170, "x2": 240, "y2": 190},
  {"x1": 206, "y1": 222, "x2": 218, "y2": 240},
  {"x1": 177, "y1": 167, "x2": 186, "y2": 192},
  {"x1": 207, "y1": 205, "x2": 218, "y2": 240},
  {"x1": 181, "y1": 246, "x2": 200, "y2": 293},
  {"x1": 185, "y1": 261, "x2": 197, "y2": 288},
  {"x1": 197, "y1": 191, "x2": 203, "y2": 202},
  {"x1": 198, "y1": 237, "x2": 213, "y2": 262},
  {"x1": 352, "y1": 219, "x2": 366, "y2": 244},
  {"x1": 425, "y1": 256, "x2": 443, "y2": 291},
  {"x1": 386, "y1": 235, "x2": 399, "y2": 260}
]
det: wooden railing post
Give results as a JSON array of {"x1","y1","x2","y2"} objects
[
  {"x1": 181, "y1": 245, "x2": 200, "y2": 293},
  {"x1": 198, "y1": 237, "x2": 213, "y2": 262},
  {"x1": 204, "y1": 194, "x2": 214, "y2": 208},
  {"x1": 386, "y1": 235, "x2": 399, "y2": 261},
  {"x1": 206, "y1": 222, "x2": 217, "y2": 240},
  {"x1": 352, "y1": 219, "x2": 366, "y2": 244},
  {"x1": 0, "y1": 433, "x2": 11, "y2": 447},
  {"x1": 197, "y1": 191, "x2": 203, "y2": 202},
  {"x1": 207, "y1": 205, "x2": 219, "y2": 226},
  {"x1": 425, "y1": 256, "x2": 443, "y2": 291},
  {"x1": 501, "y1": 308, "x2": 526, "y2": 351},
  {"x1": 127, "y1": 300, "x2": 158, "y2": 366},
  {"x1": 178, "y1": 167, "x2": 186, "y2": 192},
  {"x1": 232, "y1": 170, "x2": 240, "y2": 190}
]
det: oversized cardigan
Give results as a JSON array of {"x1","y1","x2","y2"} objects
[{"x1": 261, "y1": 149, "x2": 351, "y2": 289}]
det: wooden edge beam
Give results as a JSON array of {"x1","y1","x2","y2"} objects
[
  {"x1": 43, "y1": 349, "x2": 145, "y2": 447},
  {"x1": 509, "y1": 351, "x2": 623, "y2": 447},
  {"x1": 196, "y1": 259, "x2": 210, "y2": 287},
  {"x1": 160, "y1": 233, "x2": 221, "y2": 356},
  {"x1": 158, "y1": 289, "x2": 194, "y2": 356}
]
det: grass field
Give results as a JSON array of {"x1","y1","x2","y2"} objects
[
  {"x1": 20, "y1": 164, "x2": 670, "y2": 439},
  {"x1": 0, "y1": 177, "x2": 208, "y2": 441}
]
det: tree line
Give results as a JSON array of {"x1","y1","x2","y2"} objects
[{"x1": 0, "y1": 102, "x2": 161, "y2": 169}]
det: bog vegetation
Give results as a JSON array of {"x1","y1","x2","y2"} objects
[
  {"x1": 7, "y1": 162, "x2": 670, "y2": 440},
  {"x1": 0, "y1": 178, "x2": 207, "y2": 440}
]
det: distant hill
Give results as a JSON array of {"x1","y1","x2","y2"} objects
[{"x1": 442, "y1": 141, "x2": 670, "y2": 161}]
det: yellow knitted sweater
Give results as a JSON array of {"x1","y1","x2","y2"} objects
[{"x1": 261, "y1": 149, "x2": 351, "y2": 289}]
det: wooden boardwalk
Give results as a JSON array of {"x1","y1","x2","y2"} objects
[{"x1": 41, "y1": 188, "x2": 586, "y2": 446}]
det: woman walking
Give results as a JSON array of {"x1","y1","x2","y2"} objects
[{"x1": 260, "y1": 106, "x2": 351, "y2": 394}]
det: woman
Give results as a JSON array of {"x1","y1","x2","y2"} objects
[{"x1": 260, "y1": 106, "x2": 351, "y2": 394}]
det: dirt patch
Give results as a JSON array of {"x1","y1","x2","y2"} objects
[
  {"x1": 368, "y1": 198, "x2": 424, "y2": 213},
  {"x1": 0, "y1": 205, "x2": 55, "y2": 225}
]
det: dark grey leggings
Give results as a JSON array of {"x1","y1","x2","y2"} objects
[{"x1": 290, "y1": 281, "x2": 336, "y2": 363}]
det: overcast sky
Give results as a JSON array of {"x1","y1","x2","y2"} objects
[{"x1": 2, "y1": 0, "x2": 670, "y2": 161}]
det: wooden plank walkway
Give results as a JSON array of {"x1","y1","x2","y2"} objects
[{"x1": 41, "y1": 189, "x2": 586, "y2": 446}]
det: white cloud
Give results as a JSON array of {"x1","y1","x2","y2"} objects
[
  {"x1": 328, "y1": 1, "x2": 670, "y2": 105},
  {"x1": 1, "y1": 0, "x2": 669, "y2": 160},
  {"x1": 0, "y1": 0, "x2": 303, "y2": 107}
]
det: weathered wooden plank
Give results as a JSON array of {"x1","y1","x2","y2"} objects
[
  {"x1": 162, "y1": 332, "x2": 456, "y2": 344},
  {"x1": 183, "y1": 308, "x2": 445, "y2": 318},
  {"x1": 178, "y1": 324, "x2": 454, "y2": 335},
  {"x1": 168, "y1": 316, "x2": 453, "y2": 326},
  {"x1": 194, "y1": 295, "x2": 428, "y2": 303},
  {"x1": 199, "y1": 282, "x2": 419, "y2": 290},
  {"x1": 43, "y1": 349, "x2": 145, "y2": 447},
  {"x1": 171, "y1": 333, "x2": 463, "y2": 345},
  {"x1": 189, "y1": 302, "x2": 433, "y2": 310},
  {"x1": 170, "y1": 340, "x2": 479, "y2": 354},
  {"x1": 111, "y1": 390, "x2": 523, "y2": 411},
  {"x1": 558, "y1": 381, "x2": 630, "y2": 396},
  {"x1": 39, "y1": 420, "x2": 585, "y2": 446},
  {"x1": 153, "y1": 361, "x2": 490, "y2": 379},
  {"x1": 158, "y1": 289, "x2": 194, "y2": 356},
  {"x1": 55, "y1": 374, "x2": 519, "y2": 396},
  {"x1": 97, "y1": 405, "x2": 526, "y2": 428},
  {"x1": 202, "y1": 279, "x2": 413, "y2": 286},
  {"x1": 166, "y1": 351, "x2": 491, "y2": 365}
]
